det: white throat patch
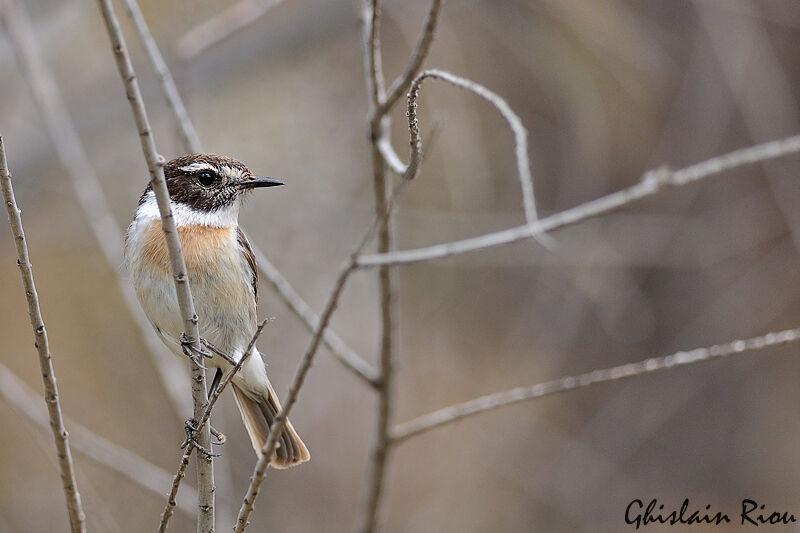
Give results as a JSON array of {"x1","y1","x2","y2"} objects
[{"x1": 135, "y1": 190, "x2": 240, "y2": 228}]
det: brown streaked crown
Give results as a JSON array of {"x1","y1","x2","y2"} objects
[{"x1": 139, "y1": 153, "x2": 256, "y2": 212}]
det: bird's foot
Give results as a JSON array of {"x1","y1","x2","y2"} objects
[
  {"x1": 181, "y1": 418, "x2": 221, "y2": 458},
  {"x1": 180, "y1": 333, "x2": 213, "y2": 365}
]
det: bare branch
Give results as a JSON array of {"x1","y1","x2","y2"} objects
[
  {"x1": 177, "y1": 0, "x2": 286, "y2": 61},
  {"x1": 249, "y1": 243, "x2": 379, "y2": 384},
  {"x1": 0, "y1": 363, "x2": 197, "y2": 518},
  {"x1": 117, "y1": 0, "x2": 378, "y2": 386},
  {"x1": 158, "y1": 450, "x2": 191, "y2": 533},
  {"x1": 157, "y1": 320, "x2": 268, "y2": 533},
  {"x1": 358, "y1": 133, "x2": 800, "y2": 267},
  {"x1": 0, "y1": 137, "x2": 86, "y2": 533},
  {"x1": 354, "y1": 2, "x2": 399, "y2": 531},
  {"x1": 0, "y1": 0, "x2": 193, "y2": 418},
  {"x1": 235, "y1": 261, "x2": 357, "y2": 532},
  {"x1": 94, "y1": 1, "x2": 215, "y2": 530},
  {"x1": 378, "y1": 0, "x2": 443, "y2": 115},
  {"x1": 198, "y1": 320, "x2": 268, "y2": 441},
  {"x1": 402, "y1": 70, "x2": 540, "y2": 226},
  {"x1": 119, "y1": 0, "x2": 202, "y2": 153},
  {"x1": 233, "y1": 194, "x2": 401, "y2": 532},
  {"x1": 376, "y1": 136, "x2": 408, "y2": 175},
  {"x1": 391, "y1": 327, "x2": 800, "y2": 442},
  {"x1": 362, "y1": 0, "x2": 386, "y2": 109}
]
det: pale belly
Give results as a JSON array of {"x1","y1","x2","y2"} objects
[{"x1": 126, "y1": 221, "x2": 257, "y2": 364}]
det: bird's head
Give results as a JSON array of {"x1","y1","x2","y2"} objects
[{"x1": 161, "y1": 153, "x2": 283, "y2": 214}]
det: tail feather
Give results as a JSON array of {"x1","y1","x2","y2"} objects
[{"x1": 232, "y1": 382, "x2": 310, "y2": 469}]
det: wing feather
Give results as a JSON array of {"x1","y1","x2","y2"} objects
[{"x1": 237, "y1": 227, "x2": 258, "y2": 303}]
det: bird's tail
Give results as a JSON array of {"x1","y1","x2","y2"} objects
[{"x1": 232, "y1": 380, "x2": 310, "y2": 468}]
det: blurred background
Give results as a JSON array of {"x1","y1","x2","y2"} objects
[{"x1": 2, "y1": 0, "x2": 800, "y2": 531}]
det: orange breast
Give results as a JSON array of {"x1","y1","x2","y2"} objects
[{"x1": 140, "y1": 222, "x2": 236, "y2": 274}]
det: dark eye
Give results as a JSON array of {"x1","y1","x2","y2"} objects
[{"x1": 197, "y1": 171, "x2": 217, "y2": 186}]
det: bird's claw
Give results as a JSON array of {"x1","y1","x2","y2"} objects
[
  {"x1": 181, "y1": 418, "x2": 221, "y2": 458},
  {"x1": 180, "y1": 333, "x2": 213, "y2": 363}
]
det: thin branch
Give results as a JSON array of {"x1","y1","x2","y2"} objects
[
  {"x1": 250, "y1": 244, "x2": 380, "y2": 384},
  {"x1": 97, "y1": 3, "x2": 239, "y2": 523},
  {"x1": 377, "y1": 114, "x2": 443, "y2": 177},
  {"x1": 0, "y1": 0, "x2": 193, "y2": 418},
  {"x1": 402, "y1": 70, "x2": 540, "y2": 226},
  {"x1": 0, "y1": 364, "x2": 197, "y2": 518},
  {"x1": 362, "y1": 0, "x2": 386, "y2": 109},
  {"x1": 358, "y1": 133, "x2": 800, "y2": 267},
  {"x1": 119, "y1": 0, "x2": 202, "y2": 153},
  {"x1": 176, "y1": 0, "x2": 286, "y2": 61},
  {"x1": 196, "y1": 320, "x2": 268, "y2": 436},
  {"x1": 376, "y1": 136, "x2": 408, "y2": 175},
  {"x1": 159, "y1": 319, "x2": 270, "y2": 532},
  {"x1": 370, "y1": 0, "x2": 442, "y2": 176},
  {"x1": 354, "y1": 1, "x2": 399, "y2": 531},
  {"x1": 391, "y1": 327, "x2": 800, "y2": 442},
  {"x1": 378, "y1": 0, "x2": 443, "y2": 115},
  {"x1": 0, "y1": 136, "x2": 86, "y2": 533},
  {"x1": 159, "y1": 449, "x2": 191, "y2": 533},
  {"x1": 94, "y1": 2, "x2": 215, "y2": 530},
  {"x1": 235, "y1": 264, "x2": 356, "y2": 532},
  {"x1": 118, "y1": 0, "x2": 378, "y2": 386},
  {"x1": 233, "y1": 194, "x2": 400, "y2": 533}
]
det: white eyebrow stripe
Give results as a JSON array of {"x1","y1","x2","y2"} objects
[{"x1": 179, "y1": 162, "x2": 218, "y2": 173}]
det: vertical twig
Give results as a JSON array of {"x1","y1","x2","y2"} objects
[
  {"x1": 158, "y1": 319, "x2": 269, "y2": 532},
  {"x1": 0, "y1": 136, "x2": 87, "y2": 533},
  {"x1": 94, "y1": 2, "x2": 215, "y2": 531},
  {"x1": 0, "y1": 0, "x2": 194, "y2": 418},
  {"x1": 355, "y1": 0, "x2": 398, "y2": 531},
  {"x1": 353, "y1": 1, "x2": 446, "y2": 530},
  {"x1": 118, "y1": 3, "x2": 240, "y2": 524}
]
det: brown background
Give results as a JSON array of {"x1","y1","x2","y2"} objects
[{"x1": 2, "y1": 0, "x2": 800, "y2": 531}]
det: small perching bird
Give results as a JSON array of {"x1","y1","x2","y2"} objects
[{"x1": 125, "y1": 153, "x2": 309, "y2": 468}]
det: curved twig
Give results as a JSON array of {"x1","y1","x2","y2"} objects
[{"x1": 402, "y1": 69, "x2": 539, "y2": 228}]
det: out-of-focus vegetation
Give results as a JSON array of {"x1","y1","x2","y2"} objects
[{"x1": 2, "y1": 1, "x2": 800, "y2": 531}]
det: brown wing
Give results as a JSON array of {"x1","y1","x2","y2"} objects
[{"x1": 237, "y1": 227, "x2": 258, "y2": 304}]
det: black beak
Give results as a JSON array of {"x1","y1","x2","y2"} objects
[{"x1": 240, "y1": 176, "x2": 284, "y2": 189}]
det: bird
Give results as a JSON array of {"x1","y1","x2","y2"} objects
[{"x1": 124, "y1": 152, "x2": 309, "y2": 468}]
